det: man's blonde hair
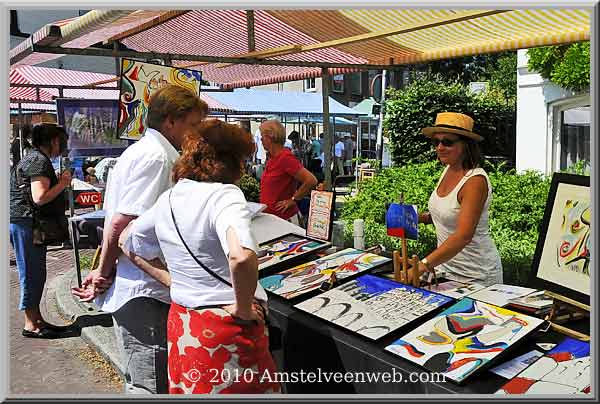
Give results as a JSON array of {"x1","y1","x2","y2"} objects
[
  {"x1": 146, "y1": 85, "x2": 208, "y2": 130},
  {"x1": 260, "y1": 120, "x2": 286, "y2": 145}
]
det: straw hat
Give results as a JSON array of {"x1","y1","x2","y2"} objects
[
  {"x1": 421, "y1": 112, "x2": 483, "y2": 142},
  {"x1": 86, "y1": 167, "x2": 96, "y2": 175}
]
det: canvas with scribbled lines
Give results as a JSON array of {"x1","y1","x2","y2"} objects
[
  {"x1": 385, "y1": 298, "x2": 543, "y2": 383},
  {"x1": 259, "y1": 248, "x2": 391, "y2": 300},
  {"x1": 118, "y1": 59, "x2": 203, "y2": 140},
  {"x1": 257, "y1": 234, "x2": 329, "y2": 272},
  {"x1": 295, "y1": 274, "x2": 453, "y2": 340}
]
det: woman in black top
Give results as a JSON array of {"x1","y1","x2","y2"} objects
[{"x1": 10, "y1": 124, "x2": 72, "y2": 338}]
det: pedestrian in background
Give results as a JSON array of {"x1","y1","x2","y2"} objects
[
  {"x1": 10, "y1": 123, "x2": 72, "y2": 338},
  {"x1": 334, "y1": 136, "x2": 345, "y2": 177}
]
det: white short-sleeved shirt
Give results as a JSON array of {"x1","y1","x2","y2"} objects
[
  {"x1": 95, "y1": 128, "x2": 178, "y2": 313},
  {"x1": 254, "y1": 129, "x2": 267, "y2": 163},
  {"x1": 334, "y1": 141, "x2": 345, "y2": 158},
  {"x1": 124, "y1": 179, "x2": 268, "y2": 308}
]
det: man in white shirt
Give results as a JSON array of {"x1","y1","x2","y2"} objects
[
  {"x1": 72, "y1": 85, "x2": 208, "y2": 394},
  {"x1": 334, "y1": 137, "x2": 345, "y2": 177}
]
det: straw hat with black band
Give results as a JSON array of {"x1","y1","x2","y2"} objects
[{"x1": 422, "y1": 112, "x2": 483, "y2": 142}]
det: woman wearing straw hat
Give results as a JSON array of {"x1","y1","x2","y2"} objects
[{"x1": 417, "y1": 112, "x2": 502, "y2": 286}]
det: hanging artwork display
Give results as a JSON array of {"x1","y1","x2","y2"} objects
[
  {"x1": 259, "y1": 248, "x2": 391, "y2": 300},
  {"x1": 530, "y1": 173, "x2": 590, "y2": 304},
  {"x1": 305, "y1": 190, "x2": 335, "y2": 241},
  {"x1": 57, "y1": 99, "x2": 128, "y2": 157},
  {"x1": 295, "y1": 274, "x2": 454, "y2": 340},
  {"x1": 257, "y1": 233, "x2": 331, "y2": 274},
  {"x1": 385, "y1": 298, "x2": 544, "y2": 384},
  {"x1": 496, "y1": 337, "x2": 590, "y2": 394},
  {"x1": 118, "y1": 59, "x2": 203, "y2": 140}
]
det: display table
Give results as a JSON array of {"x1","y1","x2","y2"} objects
[{"x1": 267, "y1": 293, "x2": 588, "y2": 394}]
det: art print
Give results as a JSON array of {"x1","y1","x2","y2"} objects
[
  {"x1": 257, "y1": 233, "x2": 330, "y2": 273},
  {"x1": 496, "y1": 337, "x2": 590, "y2": 394},
  {"x1": 468, "y1": 284, "x2": 537, "y2": 308},
  {"x1": 306, "y1": 190, "x2": 334, "y2": 241},
  {"x1": 295, "y1": 274, "x2": 453, "y2": 340},
  {"x1": 531, "y1": 173, "x2": 590, "y2": 304},
  {"x1": 118, "y1": 59, "x2": 203, "y2": 140},
  {"x1": 260, "y1": 248, "x2": 391, "y2": 300},
  {"x1": 385, "y1": 298, "x2": 543, "y2": 383},
  {"x1": 434, "y1": 282, "x2": 486, "y2": 300}
]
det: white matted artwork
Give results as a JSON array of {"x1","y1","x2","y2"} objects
[
  {"x1": 433, "y1": 281, "x2": 486, "y2": 300},
  {"x1": 532, "y1": 174, "x2": 590, "y2": 302},
  {"x1": 468, "y1": 284, "x2": 537, "y2": 307},
  {"x1": 385, "y1": 298, "x2": 544, "y2": 384},
  {"x1": 295, "y1": 274, "x2": 453, "y2": 340}
]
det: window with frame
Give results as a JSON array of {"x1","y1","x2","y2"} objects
[
  {"x1": 304, "y1": 77, "x2": 316, "y2": 92},
  {"x1": 332, "y1": 74, "x2": 345, "y2": 93},
  {"x1": 552, "y1": 102, "x2": 590, "y2": 172},
  {"x1": 350, "y1": 73, "x2": 362, "y2": 95}
]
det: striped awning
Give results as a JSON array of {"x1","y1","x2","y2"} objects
[
  {"x1": 10, "y1": 8, "x2": 591, "y2": 89},
  {"x1": 9, "y1": 65, "x2": 233, "y2": 113}
]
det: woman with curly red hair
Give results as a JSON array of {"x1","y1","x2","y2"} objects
[{"x1": 119, "y1": 119, "x2": 279, "y2": 394}]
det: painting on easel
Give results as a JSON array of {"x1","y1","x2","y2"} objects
[{"x1": 530, "y1": 173, "x2": 590, "y2": 304}]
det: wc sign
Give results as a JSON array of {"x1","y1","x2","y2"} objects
[{"x1": 75, "y1": 191, "x2": 102, "y2": 206}]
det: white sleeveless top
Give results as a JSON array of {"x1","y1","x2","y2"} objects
[{"x1": 428, "y1": 166, "x2": 503, "y2": 286}]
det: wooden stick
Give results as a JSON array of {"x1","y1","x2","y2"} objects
[
  {"x1": 544, "y1": 291, "x2": 590, "y2": 312},
  {"x1": 549, "y1": 322, "x2": 590, "y2": 342},
  {"x1": 393, "y1": 250, "x2": 401, "y2": 283},
  {"x1": 401, "y1": 237, "x2": 409, "y2": 284}
]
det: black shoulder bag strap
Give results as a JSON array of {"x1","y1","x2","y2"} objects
[{"x1": 168, "y1": 189, "x2": 233, "y2": 288}]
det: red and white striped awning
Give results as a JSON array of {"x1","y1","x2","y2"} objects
[{"x1": 9, "y1": 65, "x2": 233, "y2": 113}]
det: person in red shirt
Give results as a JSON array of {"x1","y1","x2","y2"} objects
[{"x1": 259, "y1": 120, "x2": 317, "y2": 223}]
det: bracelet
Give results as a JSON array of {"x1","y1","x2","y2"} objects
[{"x1": 420, "y1": 257, "x2": 432, "y2": 271}]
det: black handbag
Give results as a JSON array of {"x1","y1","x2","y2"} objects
[{"x1": 168, "y1": 190, "x2": 282, "y2": 351}]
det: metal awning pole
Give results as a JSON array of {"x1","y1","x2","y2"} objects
[
  {"x1": 376, "y1": 70, "x2": 387, "y2": 162},
  {"x1": 321, "y1": 68, "x2": 332, "y2": 190},
  {"x1": 18, "y1": 103, "x2": 23, "y2": 159}
]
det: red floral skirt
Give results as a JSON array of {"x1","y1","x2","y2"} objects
[{"x1": 167, "y1": 302, "x2": 281, "y2": 394}]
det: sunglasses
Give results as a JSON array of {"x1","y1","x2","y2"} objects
[{"x1": 431, "y1": 137, "x2": 461, "y2": 147}]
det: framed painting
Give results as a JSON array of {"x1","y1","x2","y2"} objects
[
  {"x1": 56, "y1": 99, "x2": 128, "y2": 157},
  {"x1": 259, "y1": 248, "x2": 391, "y2": 300},
  {"x1": 305, "y1": 190, "x2": 335, "y2": 241},
  {"x1": 118, "y1": 59, "x2": 203, "y2": 140},
  {"x1": 529, "y1": 173, "x2": 590, "y2": 305},
  {"x1": 257, "y1": 233, "x2": 331, "y2": 274},
  {"x1": 385, "y1": 298, "x2": 544, "y2": 384},
  {"x1": 294, "y1": 274, "x2": 454, "y2": 340},
  {"x1": 496, "y1": 337, "x2": 590, "y2": 395}
]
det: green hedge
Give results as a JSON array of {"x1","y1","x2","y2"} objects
[
  {"x1": 238, "y1": 174, "x2": 260, "y2": 202},
  {"x1": 383, "y1": 74, "x2": 515, "y2": 165},
  {"x1": 340, "y1": 161, "x2": 551, "y2": 285}
]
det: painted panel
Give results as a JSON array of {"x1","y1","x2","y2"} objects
[
  {"x1": 257, "y1": 233, "x2": 330, "y2": 273},
  {"x1": 260, "y1": 248, "x2": 391, "y2": 300},
  {"x1": 385, "y1": 298, "x2": 543, "y2": 383},
  {"x1": 295, "y1": 274, "x2": 453, "y2": 340}
]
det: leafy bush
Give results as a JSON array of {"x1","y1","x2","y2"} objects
[
  {"x1": 238, "y1": 174, "x2": 260, "y2": 202},
  {"x1": 527, "y1": 42, "x2": 590, "y2": 91},
  {"x1": 341, "y1": 161, "x2": 552, "y2": 285},
  {"x1": 383, "y1": 74, "x2": 515, "y2": 165}
]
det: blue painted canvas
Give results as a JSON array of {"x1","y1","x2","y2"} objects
[
  {"x1": 386, "y1": 203, "x2": 418, "y2": 239},
  {"x1": 294, "y1": 274, "x2": 453, "y2": 340}
]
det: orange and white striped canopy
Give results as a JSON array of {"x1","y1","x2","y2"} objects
[{"x1": 10, "y1": 8, "x2": 591, "y2": 88}]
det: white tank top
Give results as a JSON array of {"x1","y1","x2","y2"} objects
[{"x1": 428, "y1": 166, "x2": 503, "y2": 286}]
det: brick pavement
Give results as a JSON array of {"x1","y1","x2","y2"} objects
[{"x1": 8, "y1": 245, "x2": 122, "y2": 395}]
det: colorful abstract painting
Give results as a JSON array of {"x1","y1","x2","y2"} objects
[
  {"x1": 430, "y1": 281, "x2": 485, "y2": 300},
  {"x1": 295, "y1": 274, "x2": 453, "y2": 340},
  {"x1": 259, "y1": 248, "x2": 391, "y2": 300},
  {"x1": 257, "y1": 234, "x2": 330, "y2": 273},
  {"x1": 118, "y1": 59, "x2": 203, "y2": 140},
  {"x1": 496, "y1": 337, "x2": 590, "y2": 394},
  {"x1": 385, "y1": 298, "x2": 543, "y2": 383},
  {"x1": 533, "y1": 174, "x2": 590, "y2": 301}
]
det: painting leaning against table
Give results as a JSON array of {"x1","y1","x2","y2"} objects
[{"x1": 385, "y1": 298, "x2": 544, "y2": 384}]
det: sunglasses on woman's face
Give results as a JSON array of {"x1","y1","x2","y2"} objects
[{"x1": 431, "y1": 137, "x2": 461, "y2": 147}]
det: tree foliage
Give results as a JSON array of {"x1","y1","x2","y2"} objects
[
  {"x1": 383, "y1": 74, "x2": 515, "y2": 165},
  {"x1": 527, "y1": 42, "x2": 590, "y2": 91}
]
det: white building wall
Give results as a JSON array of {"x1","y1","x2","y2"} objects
[{"x1": 516, "y1": 49, "x2": 582, "y2": 174}]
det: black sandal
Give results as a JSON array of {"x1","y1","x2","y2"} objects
[{"x1": 22, "y1": 328, "x2": 63, "y2": 339}]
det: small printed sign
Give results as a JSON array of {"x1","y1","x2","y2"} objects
[
  {"x1": 306, "y1": 190, "x2": 335, "y2": 241},
  {"x1": 75, "y1": 191, "x2": 102, "y2": 206}
]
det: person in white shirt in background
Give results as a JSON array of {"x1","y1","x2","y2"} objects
[
  {"x1": 72, "y1": 85, "x2": 208, "y2": 394},
  {"x1": 118, "y1": 120, "x2": 280, "y2": 394},
  {"x1": 334, "y1": 136, "x2": 345, "y2": 177}
]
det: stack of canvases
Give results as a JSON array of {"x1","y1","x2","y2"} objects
[{"x1": 252, "y1": 173, "x2": 590, "y2": 393}]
